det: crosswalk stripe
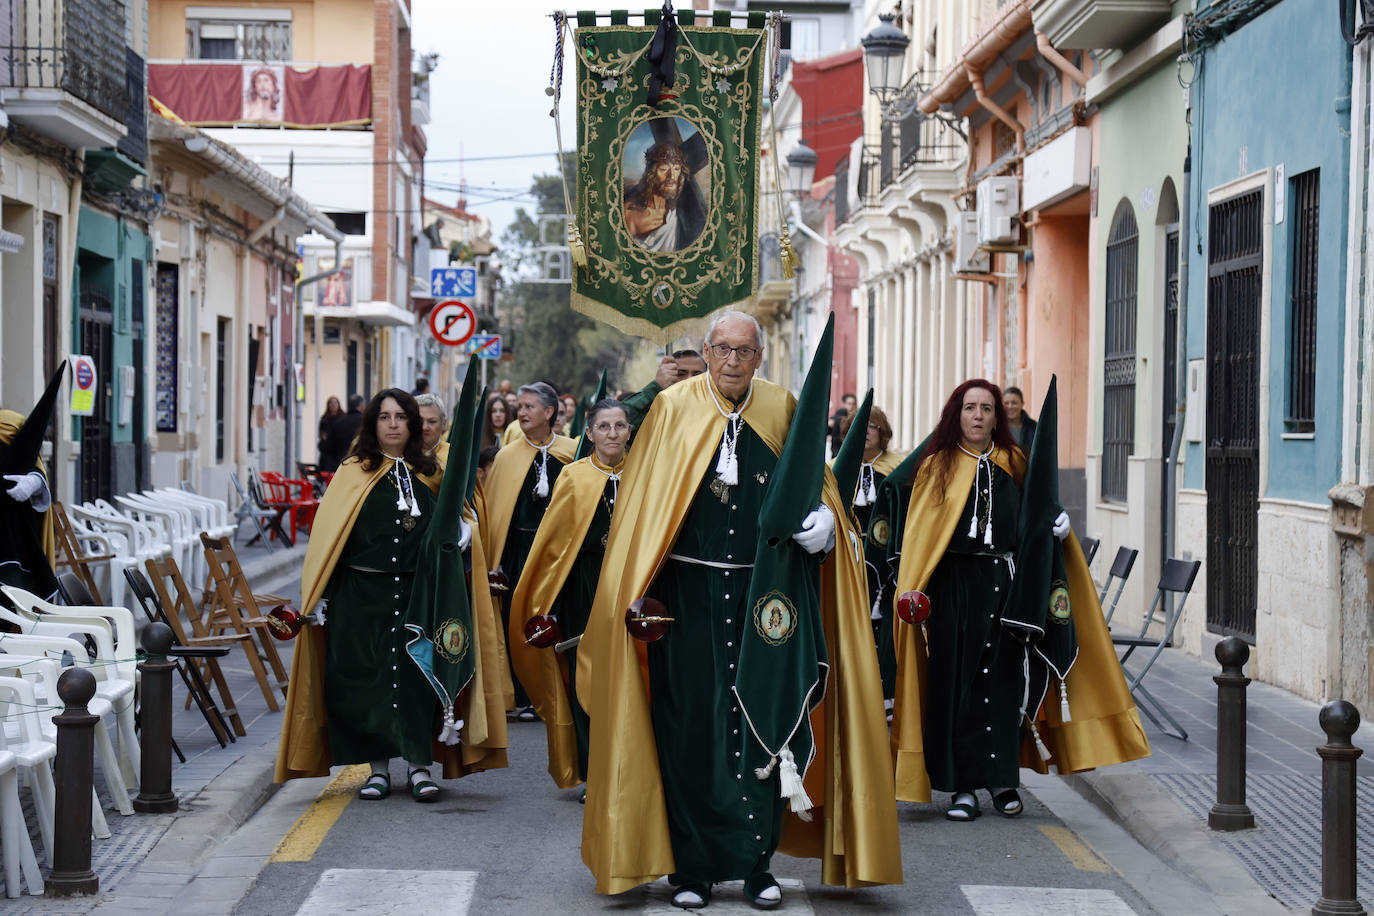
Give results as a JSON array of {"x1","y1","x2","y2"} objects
[
  {"x1": 269, "y1": 765, "x2": 368, "y2": 863},
  {"x1": 1038, "y1": 824, "x2": 1116, "y2": 874},
  {"x1": 642, "y1": 877, "x2": 810, "y2": 914},
  {"x1": 961, "y1": 885, "x2": 1137, "y2": 915},
  {"x1": 294, "y1": 868, "x2": 478, "y2": 915}
]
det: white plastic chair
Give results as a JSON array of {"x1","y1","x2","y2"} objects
[
  {"x1": 0, "y1": 636, "x2": 134, "y2": 817},
  {"x1": 0, "y1": 676, "x2": 57, "y2": 865},
  {"x1": 0, "y1": 586, "x2": 140, "y2": 787},
  {"x1": 0, "y1": 746, "x2": 42, "y2": 897},
  {"x1": 116, "y1": 494, "x2": 198, "y2": 584},
  {"x1": 70, "y1": 502, "x2": 165, "y2": 610},
  {"x1": 154, "y1": 489, "x2": 234, "y2": 542}
]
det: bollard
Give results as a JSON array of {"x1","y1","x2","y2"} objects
[
  {"x1": 1313, "y1": 700, "x2": 1366, "y2": 916},
  {"x1": 134, "y1": 622, "x2": 178, "y2": 814},
  {"x1": 46, "y1": 667, "x2": 99, "y2": 897},
  {"x1": 1209, "y1": 636, "x2": 1256, "y2": 830}
]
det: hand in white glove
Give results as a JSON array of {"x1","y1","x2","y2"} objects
[
  {"x1": 792, "y1": 504, "x2": 836, "y2": 555},
  {"x1": 4, "y1": 472, "x2": 45, "y2": 507},
  {"x1": 1052, "y1": 510, "x2": 1071, "y2": 540},
  {"x1": 458, "y1": 519, "x2": 472, "y2": 552}
]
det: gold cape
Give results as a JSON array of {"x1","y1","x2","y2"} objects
[
  {"x1": 507, "y1": 456, "x2": 621, "y2": 788},
  {"x1": 501, "y1": 422, "x2": 522, "y2": 447},
  {"x1": 891, "y1": 448, "x2": 1150, "y2": 802},
  {"x1": 0, "y1": 410, "x2": 55, "y2": 565},
  {"x1": 577, "y1": 374, "x2": 902, "y2": 894},
  {"x1": 274, "y1": 457, "x2": 508, "y2": 782},
  {"x1": 479, "y1": 431, "x2": 578, "y2": 572}
]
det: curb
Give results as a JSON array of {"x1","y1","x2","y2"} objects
[{"x1": 1066, "y1": 771, "x2": 1295, "y2": 915}]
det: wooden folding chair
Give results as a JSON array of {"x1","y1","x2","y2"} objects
[
  {"x1": 1113, "y1": 558, "x2": 1201, "y2": 741},
  {"x1": 51, "y1": 501, "x2": 111, "y2": 604},
  {"x1": 130, "y1": 561, "x2": 245, "y2": 741},
  {"x1": 1098, "y1": 546, "x2": 1139, "y2": 626},
  {"x1": 199, "y1": 533, "x2": 290, "y2": 710}
]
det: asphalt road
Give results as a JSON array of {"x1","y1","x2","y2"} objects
[{"x1": 231, "y1": 716, "x2": 1163, "y2": 915}]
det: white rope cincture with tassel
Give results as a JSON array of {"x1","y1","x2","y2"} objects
[
  {"x1": 1028, "y1": 714, "x2": 1053, "y2": 762},
  {"x1": 958, "y1": 443, "x2": 995, "y2": 546},
  {"x1": 855, "y1": 462, "x2": 877, "y2": 507},
  {"x1": 437, "y1": 704, "x2": 464, "y2": 747},
  {"x1": 525, "y1": 434, "x2": 555, "y2": 498},
  {"x1": 384, "y1": 453, "x2": 422, "y2": 517},
  {"x1": 755, "y1": 747, "x2": 814, "y2": 820},
  {"x1": 706, "y1": 379, "x2": 754, "y2": 487},
  {"x1": 1059, "y1": 680, "x2": 1072, "y2": 723}
]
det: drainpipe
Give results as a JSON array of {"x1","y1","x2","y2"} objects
[
  {"x1": 1035, "y1": 31, "x2": 1089, "y2": 88},
  {"x1": 1165, "y1": 143, "x2": 1192, "y2": 573},
  {"x1": 966, "y1": 64, "x2": 1026, "y2": 152}
]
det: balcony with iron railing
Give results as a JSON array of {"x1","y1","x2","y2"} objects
[{"x1": 0, "y1": 0, "x2": 131, "y2": 148}]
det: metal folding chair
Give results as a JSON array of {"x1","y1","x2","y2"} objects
[
  {"x1": 1078, "y1": 536, "x2": 1100, "y2": 566},
  {"x1": 1112, "y1": 558, "x2": 1201, "y2": 741},
  {"x1": 228, "y1": 472, "x2": 285, "y2": 551},
  {"x1": 1098, "y1": 546, "x2": 1139, "y2": 626}
]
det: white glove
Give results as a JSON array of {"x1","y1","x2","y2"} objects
[
  {"x1": 1052, "y1": 511, "x2": 1071, "y2": 540},
  {"x1": 792, "y1": 504, "x2": 836, "y2": 555},
  {"x1": 4, "y1": 472, "x2": 47, "y2": 509},
  {"x1": 458, "y1": 519, "x2": 472, "y2": 552}
]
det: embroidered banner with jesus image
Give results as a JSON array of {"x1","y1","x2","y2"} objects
[{"x1": 572, "y1": 19, "x2": 765, "y2": 341}]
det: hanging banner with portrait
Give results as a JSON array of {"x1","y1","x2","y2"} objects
[{"x1": 570, "y1": 13, "x2": 766, "y2": 341}]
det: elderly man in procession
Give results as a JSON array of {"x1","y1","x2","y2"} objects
[{"x1": 577, "y1": 310, "x2": 901, "y2": 910}]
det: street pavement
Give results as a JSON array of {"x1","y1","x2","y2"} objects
[{"x1": 2, "y1": 532, "x2": 1367, "y2": 914}]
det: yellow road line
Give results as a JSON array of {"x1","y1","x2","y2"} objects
[
  {"x1": 1038, "y1": 825, "x2": 1116, "y2": 874},
  {"x1": 269, "y1": 764, "x2": 370, "y2": 863}
]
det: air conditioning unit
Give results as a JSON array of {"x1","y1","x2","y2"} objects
[
  {"x1": 955, "y1": 212, "x2": 990, "y2": 273},
  {"x1": 976, "y1": 176, "x2": 1021, "y2": 246}
]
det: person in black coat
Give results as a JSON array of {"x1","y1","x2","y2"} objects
[
  {"x1": 1002, "y1": 386, "x2": 1037, "y2": 451},
  {"x1": 327, "y1": 395, "x2": 366, "y2": 469}
]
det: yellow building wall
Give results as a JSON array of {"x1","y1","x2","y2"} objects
[{"x1": 148, "y1": 0, "x2": 374, "y2": 63}]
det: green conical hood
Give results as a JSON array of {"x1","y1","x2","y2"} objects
[
  {"x1": 758, "y1": 313, "x2": 834, "y2": 541},
  {"x1": 465, "y1": 380, "x2": 488, "y2": 505},
  {"x1": 574, "y1": 369, "x2": 609, "y2": 460},
  {"x1": 831, "y1": 389, "x2": 873, "y2": 513},
  {"x1": 0, "y1": 361, "x2": 66, "y2": 476}
]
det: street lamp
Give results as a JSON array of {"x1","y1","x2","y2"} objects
[
  {"x1": 786, "y1": 141, "x2": 818, "y2": 198},
  {"x1": 861, "y1": 12, "x2": 910, "y2": 104}
]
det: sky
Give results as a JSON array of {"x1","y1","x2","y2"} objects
[{"x1": 412, "y1": 1, "x2": 580, "y2": 246}]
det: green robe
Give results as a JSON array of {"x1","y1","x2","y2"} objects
[
  {"x1": 554, "y1": 478, "x2": 613, "y2": 779},
  {"x1": 323, "y1": 476, "x2": 439, "y2": 764},
  {"x1": 501, "y1": 458, "x2": 567, "y2": 708},
  {"x1": 853, "y1": 468, "x2": 895, "y2": 701},
  {"x1": 646, "y1": 424, "x2": 784, "y2": 884},
  {"x1": 923, "y1": 463, "x2": 1024, "y2": 793}
]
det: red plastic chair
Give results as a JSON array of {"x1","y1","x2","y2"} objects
[{"x1": 257, "y1": 471, "x2": 319, "y2": 542}]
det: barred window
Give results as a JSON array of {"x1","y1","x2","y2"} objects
[
  {"x1": 1287, "y1": 168, "x2": 1319, "y2": 433},
  {"x1": 1102, "y1": 200, "x2": 1139, "y2": 502},
  {"x1": 187, "y1": 14, "x2": 291, "y2": 61}
]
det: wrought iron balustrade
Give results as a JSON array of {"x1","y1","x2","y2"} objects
[
  {"x1": 0, "y1": 0, "x2": 129, "y2": 122},
  {"x1": 834, "y1": 156, "x2": 850, "y2": 225},
  {"x1": 856, "y1": 145, "x2": 882, "y2": 209}
]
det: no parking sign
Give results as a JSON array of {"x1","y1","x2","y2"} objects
[{"x1": 70, "y1": 354, "x2": 96, "y2": 416}]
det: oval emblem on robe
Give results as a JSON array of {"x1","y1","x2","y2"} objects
[
  {"x1": 871, "y1": 517, "x2": 891, "y2": 547},
  {"x1": 1048, "y1": 582, "x2": 1071, "y2": 624},
  {"x1": 752, "y1": 591, "x2": 797, "y2": 647},
  {"x1": 435, "y1": 618, "x2": 470, "y2": 662}
]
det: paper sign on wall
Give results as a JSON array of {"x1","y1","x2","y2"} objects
[{"x1": 70, "y1": 354, "x2": 96, "y2": 417}]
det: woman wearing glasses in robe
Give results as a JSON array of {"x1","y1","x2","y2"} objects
[{"x1": 508, "y1": 398, "x2": 630, "y2": 791}]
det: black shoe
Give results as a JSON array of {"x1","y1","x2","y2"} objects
[
  {"x1": 671, "y1": 882, "x2": 710, "y2": 910},
  {"x1": 945, "y1": 792, "x2": 981, "y2": 821},
  {"x1": 992, "y1": 788, "x2": 1023, "y2": 817},
  {"x1": 517, "y1": 705, "x2": 538, "y2": 721},
  {"x1": 744, "y1": 872, "x2": 781, "y2": 909}
]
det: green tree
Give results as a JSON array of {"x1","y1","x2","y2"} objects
[{"x1": 499, "y1": 166, "x2": 646, "y2": 395}]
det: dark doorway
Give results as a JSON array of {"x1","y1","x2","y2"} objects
[
  {"x1": 1205, "y1": 190, "x2": 1263, "y2": 642},
  {"x1": 1161, "y1": 225, "x2": 1179, "y2": 571},
  {"x1": 131, "y1": 260, "x2": 147, "y2": 490},
  {"x1": 78, "y1": 271, "x2": 114, "y2": 503}
]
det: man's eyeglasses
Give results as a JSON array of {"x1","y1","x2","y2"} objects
[
  {"x1": 592, "y1": 421, "x2": 631, "y2": 433},
  {"x1": 706, "y1": 343, "x2": 759, "y2": 361}
]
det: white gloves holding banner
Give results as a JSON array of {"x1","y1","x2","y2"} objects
[
  {"x1": 792, "y1": 504, "x2": 836, "y2": 555},
  {"x1": 1052, "y1": 511, "x2": 1071, "y2": 540},
  {"x1": 4, "y1": 472, "x2": 49, "y2": 511},
  {"x1": 458, "y1": 519, "x2": 472, "y2": 552}
]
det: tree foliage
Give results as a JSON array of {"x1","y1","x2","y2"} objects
[{"x1": 499, "y1": 166, "x2": 646, "y2": 395}]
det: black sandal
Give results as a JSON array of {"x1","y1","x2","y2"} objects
[
  {"x1": 744, "y1": 871, "x2": 782, "y2": 909},
  {"x1": 671, "y1": 882, "x2": 711, "y2": 910},
  {"x1": 992, "y1": 789, "x2": 1023, "y2": 817},
  {"x1": 407, "y1": 767, "x2": 440, "y2": 803},
  {"x1": 945, "y1": 792, "x2": 981, "y2": 821},
  {"x1": 358, "y1": 773, "x2": 390, "y2": 800}
]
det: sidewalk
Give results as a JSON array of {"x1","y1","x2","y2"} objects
[
  {"x1": 1071, "y1": 645, "x2": 1374, "y2": 912},
  {"x1": 4, "y1": 537, "x2": 305, "y2": 912}
]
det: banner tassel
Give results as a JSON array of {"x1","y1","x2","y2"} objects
[{"x1": 1059, "y1": 680, "x2": 1072, "y2": 723}]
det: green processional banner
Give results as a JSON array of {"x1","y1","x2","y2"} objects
[{"x1": 572, "y1": 20, "x2": 765, "y2": 341}]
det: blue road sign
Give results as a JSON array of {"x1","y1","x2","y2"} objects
[
  {"x1": 430, "y1": 267, "x2": 477, "y2": 298},
  {"x1": 468, "y1": 334, "x2": 502, "y2": 360}
]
